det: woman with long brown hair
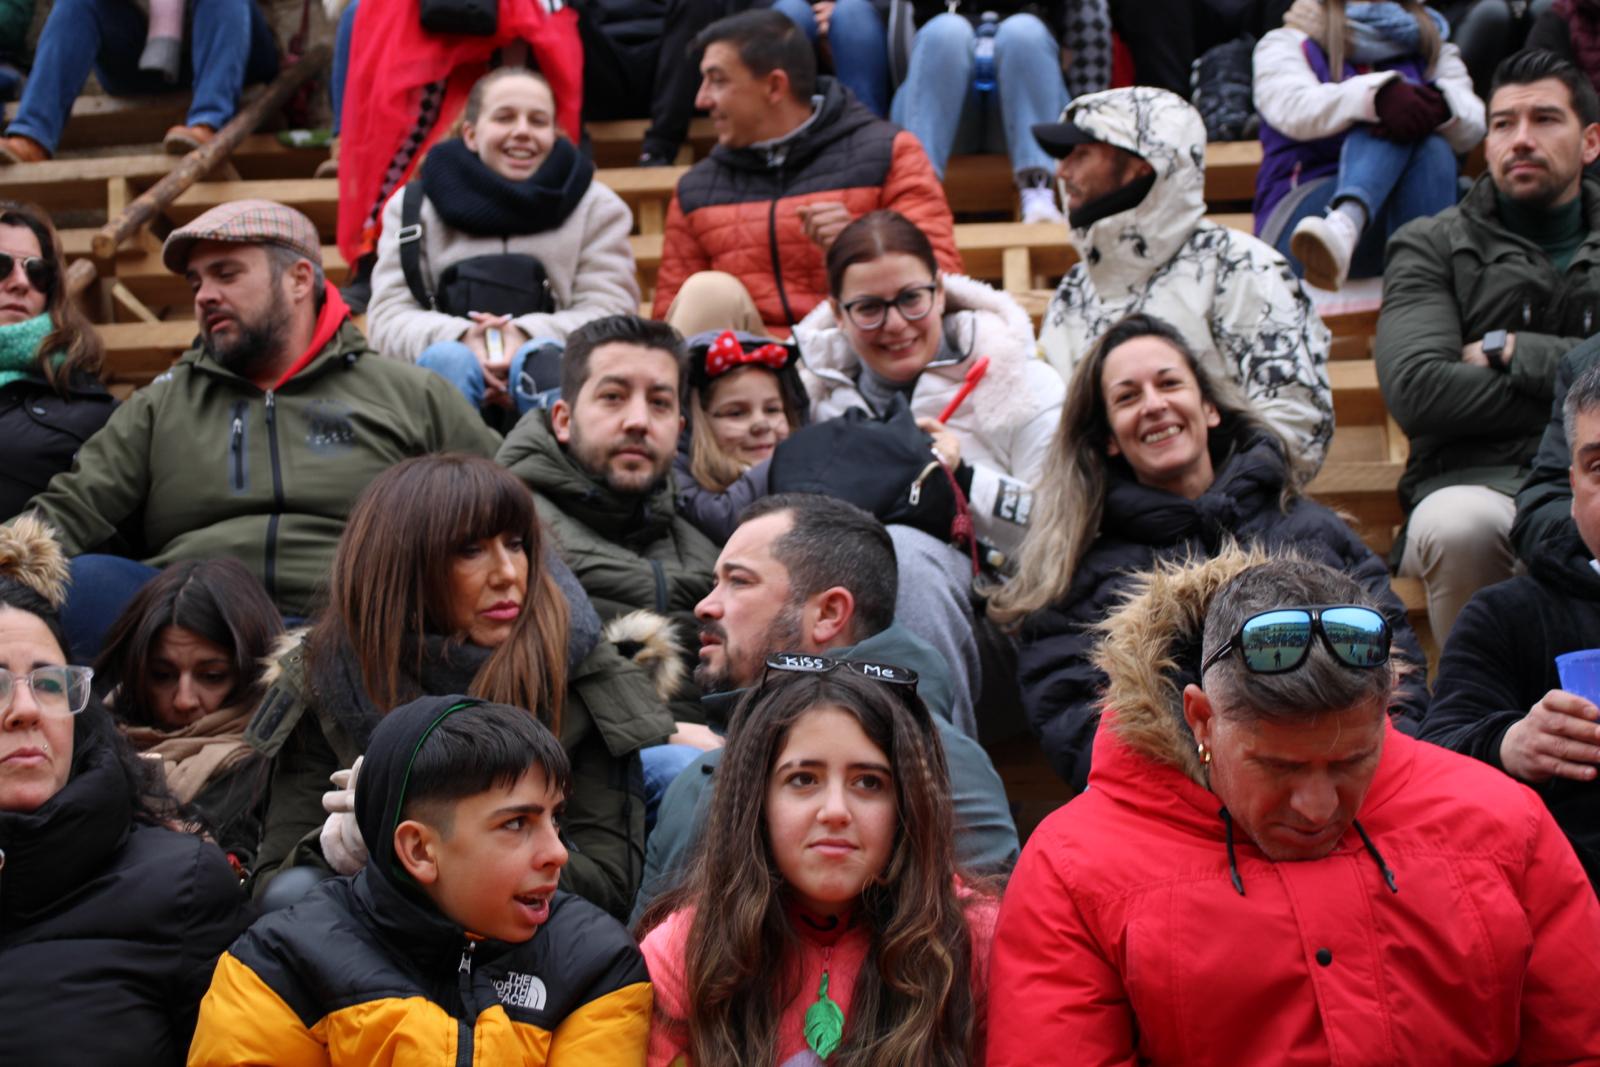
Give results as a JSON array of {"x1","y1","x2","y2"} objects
[
  {"x1": 247, "y1": 452, "x2": 672, "y2": 920},
  {"x1": 640, "y1": 662, "x2": 998, "y2": 1067},
  {"x1": 0, "y1": 198, "x2": 115, "y2": 520},
  {"x1": 987, "y1": 313, "x2": 1429, "y2": 791},
  {"x1": 1254, "y1": 0, "x2": 1482, "y2": 289}
]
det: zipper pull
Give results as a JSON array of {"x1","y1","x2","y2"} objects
[
  {"x1": 908, "y1": 461, "x2": 941, "y2": 507},
  {"x1": 230, "y1": 416, "x2": 243, "y2": 453},
  {"x1": 458, "y1": 940, "x2": 475, "y2": 974}
]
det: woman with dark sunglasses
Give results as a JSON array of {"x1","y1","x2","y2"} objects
[
  {"x1": 989, "y1": 551, "x2": 1600, "y2": 1065},
  {"x1": 0, "y1": 514, "x2": 252, "y2": 1067},
  {"x1": 988, "y1": 311, "x2": 1428, "y2": 791},
  {"x1": 638, "y1": 663, "x2": 999, "y2": 1066},
  {"x1": 0, "y1": 200, "x2": 115, "y2": 521}
]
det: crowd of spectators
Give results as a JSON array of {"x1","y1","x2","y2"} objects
[{"x1": 3, "y1": 2, "x2": 1600, "y2": 1064}]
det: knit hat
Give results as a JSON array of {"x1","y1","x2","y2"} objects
[{"x1": 161, "y1": 199, "x2": 322, "y2": 274}]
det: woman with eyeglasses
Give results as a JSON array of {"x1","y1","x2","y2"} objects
[
  {"x1": 0, "y1": 199, "x2": 115, "y2": 521},
  {"x1": 987, "y1": 552, "x2": 1600, "y2": 1064},
  {"x1": 796, "y1": 209, "x2": 1064, "y2": 563},
  {"x1": 987, "y1": 312, "x2": 1428, "y2": 792},
  {"x1": 638, "y1": 661, "x2": 999, "y2": 1066},
  {"x1": 247, "y1": 453, "x2": 673, "y2": 921},
  {"x1": 94, "y1": 558, "x2": 282, "y2": 873},
  {"x1": 0, "y1": 514, "x2": 251, "y2": 1067}
]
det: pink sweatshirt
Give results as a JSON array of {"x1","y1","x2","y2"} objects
[{"x1": 641, "y1": 897, "x2": 998, "y2": 1066}]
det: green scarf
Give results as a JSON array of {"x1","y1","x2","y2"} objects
[{"x1": 0, "y1": 313, "x2": 56, "y2": 389}]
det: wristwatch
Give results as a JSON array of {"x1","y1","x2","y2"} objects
[{"x1": 1483, "y1": 329, "x2": 1509, "y2": 372}]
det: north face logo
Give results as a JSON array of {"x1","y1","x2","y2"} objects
[{"x1": 494, "y1": 971, "x2": 547, "y2": 1011}]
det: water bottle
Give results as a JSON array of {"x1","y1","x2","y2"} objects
[{"x1": 973, "y1": 12, "x2": 999, "y2": 94}]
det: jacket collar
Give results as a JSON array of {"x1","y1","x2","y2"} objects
[
  {"x1": 511, "y1": 411, "x2": 679, "y2": 543},
  {"x1": 1100, "y1": 425, "x2": 1287, "y2": 548},
  {"x1": 1461, "y1": 172, "x2": 1600, "y2": 264},
  {"x1": 184, "y1": 295, "x2": 368, "y2": 391},
  {"x1": 708, "y1": 78, "x2": 872, "y2": 174}
]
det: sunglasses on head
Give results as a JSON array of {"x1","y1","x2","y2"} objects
[
  {"x1": 0, "y1": 251, "x2": 55, "y2": 296},
  {"x1": 1200, "y1": 605, "x2": 1391, "y2": 676},
  {"x1": 762, "y1": 652, "x2": 919, "y2": 689}
]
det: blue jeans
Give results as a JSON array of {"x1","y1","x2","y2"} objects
[
  {"x1": 330, "y1": 0, "x2": 358, "y2": 137},
  {"x1": 417, "y1": 339, "x2": 555, "y2": 414},
  {"x1": 890, "y1": 12, "x2": 1068, "y2": 180},
  {"x1": 1267, "y1": 129, "x2": 1458, "y2": 281},
  {"x1": 640, "y1": 743, "x2": 703, "y2": 832},
  {"x1": 770, "y1": 0, "x2": 890, "y2": 116},
  {"x1": 60, "y1": 555, "x2": 160, "y2": 664},
  {"x1": 7, "y1": 0, "x2": 279, "y2": 152}
]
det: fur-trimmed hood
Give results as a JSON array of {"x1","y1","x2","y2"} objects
[
  {"x1": 1088, "y1": 544, "x2": 1271, "y2": 786},
  {"x1": 794, "y1": 272, "x2": 1041, "y2": 434},
  {"x1": 0, "y1": 513, "x2": 69, "y2": 608}
]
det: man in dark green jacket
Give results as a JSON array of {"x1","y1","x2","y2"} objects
[
  {"x1": 631, "y1": 493, "x2": 1020, "y2": 923},
  {"x1": 497, "y1": 315, "x2": 719, "y2": 625},
  {"x1": 20, "y1": 200, "x2": 500, "y2": 656},
  {"x1": 1376, "y1": 50, "x2": 1600, "y2": 642}
]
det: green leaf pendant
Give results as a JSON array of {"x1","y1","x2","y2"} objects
[{"x1": 804, "y1": 969, "x2": 845, "y2": 1060}]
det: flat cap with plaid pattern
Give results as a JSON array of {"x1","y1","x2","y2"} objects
[{"x1": 162, "y1": 199, "x2": 322, "y2": 273}]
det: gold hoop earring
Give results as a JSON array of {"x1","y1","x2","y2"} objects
[{"x1": 1197, "y1": 742, "x2": 1211, "y2": 766}]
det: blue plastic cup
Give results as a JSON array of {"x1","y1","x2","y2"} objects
[{"x1": 1555, "y1": 649, "x2": 1600, "y2": 704}]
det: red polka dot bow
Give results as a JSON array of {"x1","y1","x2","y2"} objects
[{"x1": 705, "y1": 330, "x2": 791, "y2": 378}]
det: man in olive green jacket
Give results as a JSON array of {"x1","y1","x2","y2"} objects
[
  {"x1": 22, "y1": 200, "x2": 500, "y2": 654},
  {"x1": 1376, "y1": 51, "x2": 1600, "y2": 642},
  {"x1": 498, "y1": 315, "x2": 719, "y2": 626}
]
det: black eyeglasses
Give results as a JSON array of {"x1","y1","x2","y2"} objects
[
  {"x1": 840, "y1": 283, "x2": 937, "y2": 331},
  {"x1": 0, "y1": 251, "x2": 56, "y2": 296},
  {"x1": 1200, "y1": 605, "x2": 1391, "y2": 676},
  {"x1": 0, "y1": 665, "x2": 94, "y2": 716}
]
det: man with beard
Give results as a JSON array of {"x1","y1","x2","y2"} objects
[
  {"x1": 629, "y1": 492, "x2": 1019, "y2": 923},
  {"x1": 498, "y1": 314, "x2": 720, "y2": 628},
  {"x1": 18, "y1": 199, "x2": 500, "y2": 657},
  {"x1": 1376, "y1": 49, "x2": 1600, "y2": 643}
]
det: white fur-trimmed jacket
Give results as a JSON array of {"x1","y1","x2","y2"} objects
[
  {"x1": 794, "y1": 273, "x2": 1065, "y2": 558},
  {"x1": 1038, "y1": 87, "x2": 1334, "y2": 473}
]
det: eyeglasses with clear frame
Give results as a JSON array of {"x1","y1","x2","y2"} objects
[
  {"x1": 0, "y1": 665, "x2": 94, "y2": 716},
  {"x1": 840, "y1": 283, "x2": 938, "y2": 331}
]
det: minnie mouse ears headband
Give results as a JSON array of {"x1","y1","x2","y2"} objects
[{"x1": 687, "y1": 329, "x2": 799, "y2": 387}]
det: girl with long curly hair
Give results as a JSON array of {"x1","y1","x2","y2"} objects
[{"x1": 639, "y1": 663, "x2": 997, "y2": 1066}]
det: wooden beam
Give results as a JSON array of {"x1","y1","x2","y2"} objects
[{"x1": 92, "y1": 45, "x2": 331, "y2": 259}]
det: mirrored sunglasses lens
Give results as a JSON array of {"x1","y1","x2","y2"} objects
[
  {"x1": 1238, "y1": 610, "x2": 1313, "y2": 672},
  {"x1": 1320, "y1": 608, "x2": 1390, "y2": 667}
]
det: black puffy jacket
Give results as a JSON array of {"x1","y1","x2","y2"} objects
[
  {"x1": 0, "y1": 712, "x2": 252, "y2": 1066},
  {"x1": 0, "y1": 369, "x2": 115, "y2": 521},
  {"x1": 1016, "y1": 424, "x2": 1429, "y2": 790}
]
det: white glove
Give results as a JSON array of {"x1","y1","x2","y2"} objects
[{"x1": 319, "y1": 755, "x2": 368, "y2": 876}]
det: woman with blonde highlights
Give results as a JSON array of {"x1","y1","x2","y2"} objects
[
  {"x1": 640, "y1": 665, "x2": 997, "y2": 1067},
  {"x1": 249, "y1": 453, "x2": 671, "y2": 919},
  {"x1": 990, "y1": 312, "x2": 1428, "y2": 791}
]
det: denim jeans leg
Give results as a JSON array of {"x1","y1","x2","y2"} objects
[
  {"x1": 331, "y1": 0, "x2": 358, "y2": 136},
  {"x1": 61, "y1": 555, "x2": 161, "y2": 664},
  {"x1": 892, "y1": 14, "x2": 977, "y2": 178},
  {"x1": 1329, "y1": 126, "x2": 1419, "y2": 221},
  {"x1": 1268, "y1": 177, "x2": 1338, "y2": 276},
  {"x1": 827, "y1": 0, "x2": 890, "y2": 116},
  {"x1": 417, "y1": 341, "x2": 488, "y2": 410},
  {"x1": 993, "y1": 13, "x2": 1069, "y2": 179},
  {"x1": 639, "y1": 743, "x2": 705, "y2": 833},
  {"x1": 770, "y1": 0, "x2": 819, "y2": 41},
  {"x1": 509, "y1": 338, "x2": 562, "y2": 413},
  {"x1": 6, "y1": 0, "x2": 135, "y2": 152},
  {"x1": 186, "y1": 0, "x2": 278, "y2": 129}
]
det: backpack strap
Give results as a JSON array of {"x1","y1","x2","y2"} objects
[{"x1": 397, "y1": 181, "x2": 433, "y2": 310}]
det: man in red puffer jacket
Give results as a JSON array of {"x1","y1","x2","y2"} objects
[{"x1": 653, "y1": 9, "x2": 961, "y2": 337}]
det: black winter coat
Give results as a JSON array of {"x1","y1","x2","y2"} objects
[
  {"x1": 0, "y1": 715, "x2": 252, "y2": 1066},
  {"x1": 0, "y1": 369, "x2": 115, "y2": 521},
  {"x1": 1422, "y1": 529, "x2": 1600, "y2": 892},
  {"x1": 1016, "y1": 427, "x2": 1429, "y2": 790}
]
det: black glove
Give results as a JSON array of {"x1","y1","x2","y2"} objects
[{"x1": 1372, "y1": 79, "x2": 1450, "y2": 142}]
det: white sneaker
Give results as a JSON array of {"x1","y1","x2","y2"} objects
[
  {"x1": 1290, "y1": 210, "x2": 1360, "y2": 291},
  {"x1": 1020, "y1": 185, "x2": 1065, "y2": 225}
]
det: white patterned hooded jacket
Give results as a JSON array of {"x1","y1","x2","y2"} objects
[{"x1": 1039, "y1": 87, "x2": 1334, "y2": 472}]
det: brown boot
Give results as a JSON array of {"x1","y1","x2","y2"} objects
[
  {"x1": 0, "y1": 134, "x2": 49, "y2": 165},
  {"x1": 163, "y1": 123, "x2": 215, "y2": 155}
]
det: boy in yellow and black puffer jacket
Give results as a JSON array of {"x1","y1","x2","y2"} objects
[{"x1": 188, "y1": 696, "x2": 651, "y2": 1066}]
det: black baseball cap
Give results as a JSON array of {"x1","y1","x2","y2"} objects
[{"x1": 1032, "y1": 120, "x2": 1100, "y2": 159}]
